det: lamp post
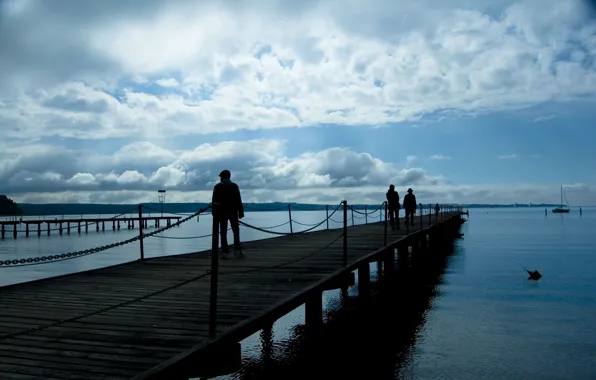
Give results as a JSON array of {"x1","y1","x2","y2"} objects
[{"x1": 157, "y1": 190, "x2": 166, "y2": 217}]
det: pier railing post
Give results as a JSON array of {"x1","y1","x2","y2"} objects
[
  {"x1": 384, "y1": 201, "x2": 388, "y2": 246},
  {"x1": 326, "y1": 205, "x2": 329, "y2": 230},
  {"x1": 209, "y1": 203, "x2": 220, "y2": 339},
  {"x1": 138, "y1": 204, "x2": 145, "y2": 262},
  {"x1": 364, "y1": 205, "x2": 368, "y2": 224},
  {"x1": 288, "y1": 204, "x2": 293, "y2": 234},
  {"x1": 343, "y1": 200, "x2": 348, "y2": 265},
  {"x1": 419, "y1": 203, "x2": 423, "y2": 230},
  {"x1": 351, "y1": 207, "x2": 354, "y2": 226},
  {"x1": 428, "y1": 204, "x2": 431, "y2": 227}
]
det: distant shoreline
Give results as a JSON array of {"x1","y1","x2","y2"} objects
[{"x1": 2, "y1": 202, "x2": 585, "y2": 217}]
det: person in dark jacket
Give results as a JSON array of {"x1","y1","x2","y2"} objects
[
  {"x1": 386, "y1": 184, "x2": 400, "y2": 230},
  {"x1": 212, "y1": 169, "x2": 245, "y2": 258},
  {"x1": 403, "y1": 188, "x2": 417, "y2": 226}
]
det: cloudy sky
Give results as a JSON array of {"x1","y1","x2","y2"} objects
[{"x1": 1, "y1": 0, "x2": 595, "y2": 205}]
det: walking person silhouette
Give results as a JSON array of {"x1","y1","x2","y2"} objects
[
  {"x1": 212, "y1": 170, "x2": 245, "y2": 259},
  {"x1": 403, "y1": 188, "x2": 417, "y2": 227},
  {"x1": 386, "y1": 185, "x2": 400, "y2": 230}
]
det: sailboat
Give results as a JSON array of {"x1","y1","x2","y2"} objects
[{"x1": 552, "y1": 185, "x2": 570, "y2": 213}]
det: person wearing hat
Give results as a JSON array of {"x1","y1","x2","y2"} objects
[
  {"x1": 403, "y1": 188, "x2": 417, "y2": 227},
  {"x1": 386, "y1": 184, "x2": 400, "y2": 230},
  {"x1": 212, "y1": 169, "x2": 245, "y2": 258}
]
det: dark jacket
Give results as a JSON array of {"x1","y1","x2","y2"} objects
[
  {"x1": 386, "y1": 190, "x2": 400, "y2": 209},
  {"x1": 212, "y1": 181, "x2": 244, "y2": 216},
  {"x1": 403, "y1": 193, "x2": 417, "y2": 211}
]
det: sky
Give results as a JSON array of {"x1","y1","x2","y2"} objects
[{"x1": 1, "y1": 0, "x2": 595, "y2": 205}]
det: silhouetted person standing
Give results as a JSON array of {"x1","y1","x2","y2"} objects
[
  {"x1": 212, "y1": 170, "x2": 244, "y2": 258},
  {"x1": 386, "y1": 185, "x2": 400, "y2": 230},
  {"x1": 403, "y1": 188, "x2": 417, "y2": 226}
]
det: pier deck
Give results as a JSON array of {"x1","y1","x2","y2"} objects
[{"x1": 0, "y1": 212, "x2": 460, "y2": 380}]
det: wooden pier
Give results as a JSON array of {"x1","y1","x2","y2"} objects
[
  {"x1": 0, "y1": 216, "x2": 181, "y2": 239},
  {"x1": 0, "y1": 203, "x2": 465, "y2": 380}
]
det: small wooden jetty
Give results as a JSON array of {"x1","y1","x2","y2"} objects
[
  {"x1": 0, "y1": 203, "x2": 464, "y2": 379},
  {"x1": 0, "y1": 216, "x2": 181, "y2": 239}
]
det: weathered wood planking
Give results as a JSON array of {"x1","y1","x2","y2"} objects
[{"x1": 0, "y1": 212, "x2": 457, "y2": 379}]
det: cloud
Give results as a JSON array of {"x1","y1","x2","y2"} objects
[
  {"x1": 498, "y1": 154, "x2": 518, "y2": 159},
  {"x1": 1, "y1": 0, "x2": 596, "y2": 139},
  {"x1": 1, "y1": 0, "x2": 596, "y2": 207},
  {"x1": 429, "y1": 154, "x2": 452, "y2": 160},
  {"x1": 0, "y1": 139, "x2": 444, "y2": 196},
  {"x1": 533, "y1": 114, "x2": 557, "y2": 123}
]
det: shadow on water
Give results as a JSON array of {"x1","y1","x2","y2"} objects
[{"x1": 214, "y1": 236, "x2": 460, "y2": 380}]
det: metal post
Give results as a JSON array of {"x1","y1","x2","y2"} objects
[
  {"x1": 343, "y1": 200, "x2": 348, "y2": 265},
  {"x1": 384, "y1": 201, "x2": 388, "y2": 246},
  {"x1": 380, "y1": 204, "x2": 383, "y2": 222},
  {"x1": 428, "y1": 204, "x2": 431, "y2": 227},
  {"x1": 351, "y1": 207, "x2": 354, "y2": 226},
  {"x1": 288, "y1": 205, "x2": 293, "y2": 234},
  {"x1": 138, "y1": 204, "x2": 145, "y2": 262},
  {"x1": 326, "y1": 205, "x2": 329, "y2": 230},
  {"x1": 419, "y1": 204, "x2": 423, "y2": 229},
  {"x1": 209, "y1": 203, "x2": 220, "y2": 339},
  {"x1": 364, "y1": 205, "x2": 368, "y2": 224}
]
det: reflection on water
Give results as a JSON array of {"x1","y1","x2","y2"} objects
[{"x1": 200, "y1": 237, "x2": 457, "y2": 380}]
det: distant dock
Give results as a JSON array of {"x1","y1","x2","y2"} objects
[{"x1": 0, "y1": 216, "x2": 182, "y2": 239}]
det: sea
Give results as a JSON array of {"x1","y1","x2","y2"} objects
[{"x1": 1, "y1": 206, "x2": 595, "y2": 380}]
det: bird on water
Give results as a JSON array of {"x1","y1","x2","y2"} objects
[{"x1": 524, "y1": 268, "x2": 542, "y2": 281}]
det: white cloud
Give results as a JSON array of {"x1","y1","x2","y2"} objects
[
  {"x1": 498, "y1": 154, "x2": 518, "y2": 159},
  {"x1": 1, "y1": 0, "x2": 595, "y2": 206},
  {"x1": 1, "y1": 0, "x2": 596, "y2": 139},
  {"x1": 429, "y1": 154, "x2": 452, "y2": 160},
  {"x1": 533, "y1": 115, "x2": 556, "y2": 123}
]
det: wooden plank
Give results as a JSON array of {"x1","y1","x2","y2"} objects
[{"x1": 0, "y1": 212, "x2": 461, "y2": 379}]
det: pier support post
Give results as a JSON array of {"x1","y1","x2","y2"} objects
[
  {"x1": 326, "y1": 205, "x2": 329, "y2": 230},
  {"x1": 358, "y1": 263, "x2": 371, "y2": 303},
  {"x1": 138, "y1": 204, "x2": 145, "y2": 262},
  {"x1": 343, "y1": 200, "x2": 348, "y2": 265},
  {"x1": 67, "y1": 223, "x2": 70, "y2": 235},
  {"x1": 46, "y1": 223, "x2": 50, "y2": 236},
  {"x1": 209, "y1": 203, "x2": 220, "y2": 339},
  {"x1": 305, "y1": 292, "x2": 323, "y2": 336},
  {"x1": 1, "y1": 224, "x2": 4, "y2": 240},
  {"x1": 25, "y1": 224, "x2": 29, "y2": 237},
  {"x1": 428, "y1": 204, "x2": 432, "y2": 227},
  {"x1": 411, "y1": 235, "x2": 421, "y2": 255},
  {"x1": 13, "y1": 224, "x2": 17, "y2": 239},
  {"x1": 384, "y1": 201, "x2": 388, "y2": 246},
  {"x1": 96, "y1": 222, "x2": 99, "y2": 232},
  {"x1": 59, "y1": 223, "x2": 63, "y2": 235},
  {"x1": 384, "y1": 248, "x2": 395, "y2": 277},
  {"x1": 37, "y1": 224, "x2": 41, "y2": 237},
  {"x1": 261, "y1": 324, "x2": 274, "y2": 370},
  {"x1": 364, "y1": 205, "x2": 368, "y2": 224},
  {"x1": 288, "y1": 204, "x2": 293, "y2": 234},
  {"x1": 77, "y1": 222, "x2": 81, "y2": 234}
]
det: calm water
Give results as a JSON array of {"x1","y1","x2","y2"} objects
[
  {"x1": 1, "y1": 207, "x2": 595, "y2": 380},
  {"x1": 219, "y1": 207, "x2": 596, "y2": 380}
]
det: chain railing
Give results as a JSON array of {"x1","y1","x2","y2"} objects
[{"x1": 0, "y1": 201, "x2": 466, "y2": 268}]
